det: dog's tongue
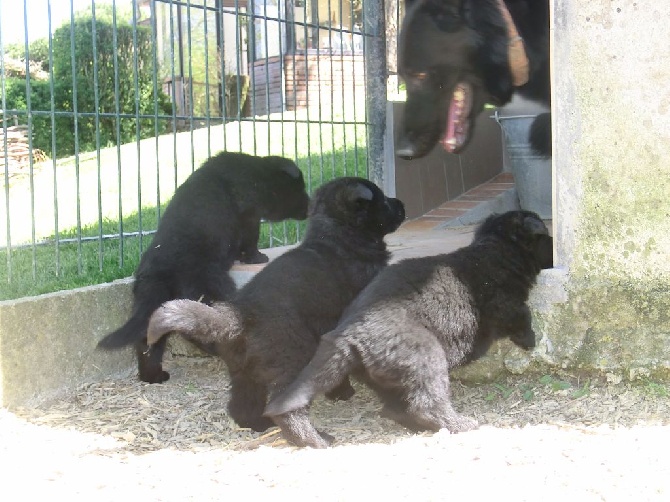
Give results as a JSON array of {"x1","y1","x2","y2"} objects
[{"x1": 441, "y1": 82, "x2": 473, "y2": 153}]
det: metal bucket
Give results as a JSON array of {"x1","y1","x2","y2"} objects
[{"x1": 494, "y1": 112, "x2": 552, "y2": 219}]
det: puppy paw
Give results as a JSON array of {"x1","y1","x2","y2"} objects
[
  {"x1": 292, "y1": 430, "x2": 333, "y2": 449},
  {"x1": 448, "y1": 414, "x2": 479, "y2": 433},
  {"x1": 240, "y1": 251, "x2": 269, "y2": 264},
  {"x1": 237, "y1": 416, "x2": 275, "y2": 432},
  {"x1": 325, "y1": 381, "x2": 356, "y2": 401},
  {"x1": 318, "y1": 430, "x2": 335, "y2": 445},
  {"x1": 381, "y1": 405, "x2": 426, "y2": 432},
  {"x1": 140, "y1": 370, "x2": 170, "y2": 384}
]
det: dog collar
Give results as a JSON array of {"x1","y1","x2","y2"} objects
[{"x1": 495, "y1": 0, "x2": 530, "y2": 87}]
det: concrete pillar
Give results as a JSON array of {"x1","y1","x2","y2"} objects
[{"x1": 537, "y1": 0, "x2": 670, "y2": 377}]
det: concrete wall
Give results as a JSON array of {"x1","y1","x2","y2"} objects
[
  {"x1": 0, "y1": 280, "x2": 135, "y2": 406},
  {"x1": 0, "y1": 270, "x2": 260, "y2": 407},
  {"x1": 527, "y1": 0, "x2": 670, "y2": 378}
]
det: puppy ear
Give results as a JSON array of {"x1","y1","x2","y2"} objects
[
  {"x1": 281, "y1": 161, "x2": 303, "y2": 180},
  {"x1": 267, "y1": 156, "x2": 303, "y2": 180},
  {"x1": 345, "y1": 182, "x2": 374, "y2": 203},
  {"x1": 522, "y1": 214, "x2": 548, "y2": 236},
  {"x1": 422, "y1": 0, "x2": 463, "y2": 32}
]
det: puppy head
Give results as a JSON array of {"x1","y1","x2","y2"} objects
[
  {"x1": 261, "y1": 156, "x2": 310, "y2": 221},
  {"x1": 475, "y1": 210, "x2": 548, "y2": 241},
  {"x1": 475, "y1": 210, "x2": 552, "y2": 269},
  {"x1": 310, "y1": 177, "x2": 406, "y2": 238}
]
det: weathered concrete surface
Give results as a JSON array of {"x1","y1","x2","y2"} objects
[
  {"x1": 0, "y1": 279, "x2": 135, "y2": 407},
  {"x1": 0, "y1": 269, "x2": 259, "y2": 407},
  {"x1": 541, "y1": 0, "x2": 670, "y2": 376}
]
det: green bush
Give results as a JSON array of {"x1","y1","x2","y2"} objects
[
  {"x1": 2, "y1": 39, "x2": 50, "y2": 72},
  {"x1": 4, "y1": 15, "x2": 173, "y2": 158},
  {"x1": 50, "y1": 16, "x2": 172, "y2": 157},
  {"x1": 2, "y1": 77, "x2": 67, "y2": 157}
]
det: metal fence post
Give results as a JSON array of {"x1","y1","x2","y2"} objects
[{"x1": 363, "y1": 0, "x2": 387, "y2": 188}]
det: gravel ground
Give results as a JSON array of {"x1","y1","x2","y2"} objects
[{"x1": 3, "y1": 356, "x2": 670, "y2": 501}]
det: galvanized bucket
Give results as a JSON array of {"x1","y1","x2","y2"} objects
[{"x1": 494, "y1": 112, "x2": 552, "y2": 219}]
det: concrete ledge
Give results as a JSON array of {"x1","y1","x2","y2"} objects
[
  {"x1": 0, "y1": 279, "x2": 135, "y2": 407},
  {"x1": 437, "y1": 187, "x2": 521, "y2": 229},
  {"x1": 453, "y1": 267, "x2": 670, "y2": 384},
  {"x1": 0, "y1": 240, "x2": 563, "y2": 408},
  {"x1": 530, "y1": 271, "x2": 670, "y2": 379},
  {"x1": 0, "y1": 257, "x2": 279, "y2": 407}
]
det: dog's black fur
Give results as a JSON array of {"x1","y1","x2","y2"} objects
[
  {"x1": 265, "y1": 210, "x2": 553, "y2": 447},
  {"x1": 97, "y1": 152, "x2": 310, "y2": 384},
  {"x1": 145, "y1": 178, "x2": 406, "y2": 433},
  {"x1": 396, "y1": 0, "x2": 550, "y2": 159}
]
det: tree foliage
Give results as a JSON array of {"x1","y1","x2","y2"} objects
[
  {"x1": 3, "y1": 5, "x2": 172, "y2": 158},
  {"x1": 50, "y1": 12, "x2": 172, "y2": 157},
  {"x1": 3, "y1": 39, "x2": 50, "y2": 72},
  {"x1": 3, "y1": 78, "x2": 59, "y2": 155}
]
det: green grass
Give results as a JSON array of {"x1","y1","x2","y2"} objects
[
  {"x1": 483, "y1": 374, "x2": 593, "y2": 402},
  {"x1": 1, "y1": 109, "x2": 369, "y2": 300},
  {"x1": 640, "y1": 379, "x2": 670, "y2": 398}
]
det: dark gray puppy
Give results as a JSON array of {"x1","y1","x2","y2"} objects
[
  {"x1": 97, "y1": 151, "x2": 310, "y2": 384},
  {"x1": 145, "y1": 177, "x2": 406, "y2": 433},
  {"x1": 265, "y1": 210, "x2": 553, "y2": 448}
]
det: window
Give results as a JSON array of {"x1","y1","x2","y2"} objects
[
  {"x1": 251, "y1": 0, "x2": 363, "y2": 60},
  {"x1": 252, "y1": 0, "x2": 285, "y2": 59},
  {"x1": 294, "y1": 0, "x2": 362, "y2": 52}
]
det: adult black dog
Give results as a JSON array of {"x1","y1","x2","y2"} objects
[
  {"x1": 265, "y1": 210, "x2": 553, "y2": 448},
  {"x1": 97, "y1": 152, "x2": 310, "y2": 384},
  {"x1": 145, "y1": 177, "x2": 405, "y2": 433},
  {"x1": 395, "y1": 0, "x2": 551, "y2": 159}
]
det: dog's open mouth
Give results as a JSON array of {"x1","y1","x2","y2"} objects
[{"x1": 440, "y1": 82, "x2": 473, "y2": 154}]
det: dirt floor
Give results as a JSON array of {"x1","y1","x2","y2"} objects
[{"x1": 3, "y1": 355, "x2": 670, "y2": 501}]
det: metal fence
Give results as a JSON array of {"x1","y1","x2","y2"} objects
[{"x1": 0, "y1": 0, "x2": 389, "y2": 300}]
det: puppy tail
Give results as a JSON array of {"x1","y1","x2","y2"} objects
[
  {"x1": 97, "y1": 312, "x2": 150, "y2": 349},
  {"x1": 97, "y1": 276, "x2": 174, "y2": 350},
  {"x1": 97, "y1": 292, "x2": 168, "y2": 350},
  {"x1": 264, "y1": 331, "x2": 358, "y2": 417},
  {"x1": 145, "y1": 299, "x2": 243, "y2": 347}
]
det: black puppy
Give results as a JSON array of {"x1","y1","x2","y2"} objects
[
  {"x1": 145, "y1": 177, "x2": 405, "y2": 433},
  {"x1": 97, "y1": 152, "x2": 310, "y2": 384},
  {"x1": 265, "y1": 210, "x2": 552, "y2": 448},
  {"x1": 396, "y1": 0, "x2": 551, "y2": 158}
]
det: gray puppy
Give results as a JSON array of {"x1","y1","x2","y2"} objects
[
  {"x1": 145, "y1": 177, "x2": 406, "y2": 434},
  {"x1": 265, "y1": 210, "x2": 553, "y2": 448}
]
